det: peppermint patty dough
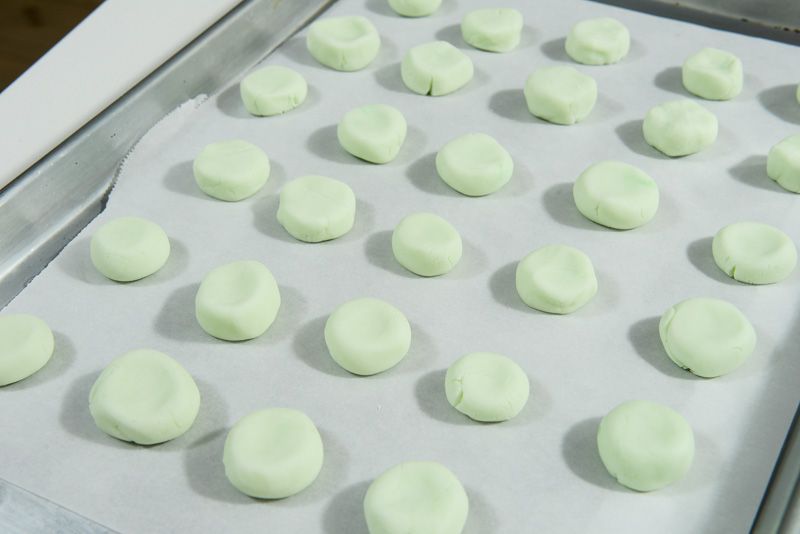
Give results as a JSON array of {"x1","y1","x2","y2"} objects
[
  {"x1": 573, "y1": 161, "x2": 659, "y2": 230},
  {"x1": 524, "y1": 66, "x2": 597, "y2": 125},
  {"x1": 597, "y1": 400, "x2": 694, "y2": 492},
  {"x1": 712, "y1": 221, "x2": 797, "y2": 284},
  {"x1": 392, "y1": 212, "x2": 462, "y2": 276},
  {"x1": 435, "y1": 133, "x2": 513, "y2": 196},
  {"x1": 89, "y1": 349, "x2": 200, "y2": 445},
  {"x1": 324, "y1": 298, "x2": 411, "y2": 375},
  {"x1": 307, "y1": 16, "x2": 380, "y2": 71},
  {"x1": 401, "y1": 41, "x2": 474, "y2": 96},
  {"x1": 659, "y1": 297, "x2": 756, "y2": 378},
  {"x1": 387, "y1": 0, "x2": 441, "y2": 17},
  {"x1": 364, "y1": 461, "x2": 469, "y2": 534},
  {"x1": 515, "y1": 245, "x2": 598, "y2": 314},
  {"x1": 239, "y1": 65, "x2": 307, "y2": 116},
  {"x1": 338, "y1": 104, "x2": 407, "y2": 164},
  {"x1": 277, "y1": 175, "x2": 356, "y2": 242},
  {"x1": 195, "y1": 260, "x2": 281, "y2": 341},
  {"x1": 682, "y1": 48, "x2": 743, "y2": 101},
  {"x1": 90, "y1": 216, "x2": 170, "y2": 282},
  {"x1": 565, "y1": 18, "x2": 630, "y2": 65},
  {"x1": 461, "y1": 8, "x2": 524, "y2": 53},
  {"x1": 643, "y1": 99, "x2": 718, "y2": 157},
  {"x1": 193, "y1": 140, "x2": 270, "y2": 201},
  {"x1": 445, "y1": 352, "x2": 529, "y2": 422},
  {"x1": 0, "y1": 314, "x2": 54, "y2": 387},
  {"x1": 767, "y1": 134, "x2": 800, "y2": 193}
]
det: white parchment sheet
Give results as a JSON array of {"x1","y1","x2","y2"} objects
[{"x1": 3, "y1": 0, "x2": 800, "y2": 532}]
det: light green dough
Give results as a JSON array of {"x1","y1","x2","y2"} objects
[
  {"x1": 659, "y1": 297, "x2": 756, "y2": 378},
  {"x1": 0, "y1": 314, "x2": 54, "y2": 387},
  {"x1": 573, "y1": 160, "x2": 659, "y2": 230},
  {"x1": 597, "y1": 400, "x2": 695, "y2": 492},
  {"x1": 306, "y1": 16, "x2": 380, "y2": 71},
  {"x1": 195, "y1": 260, "x2": 281, "y2": 341},
  {"x1": 89, "y1": 349, "x2": 200, "y2": 445},
  {"x1": 90, "y1": 216, "x2": 170, "y2": 282},
  {"x1": 223, "y1": 408, "x2": 323, "y2": 499},
  {"x1": 435, "y1": 133, "x2": 513, "y2": 196},
  {"x1": 277, "y1": 175, "x2": 356, "y2": 242},
  {"x1": 387, "y1": 0, "x2": 441, "y2": 17},
  {"x1": 239, "y1": 65, "x2": 307, "y2": 116},
  {"x1": 565, "y1": 17, "x2": 630, "y2": 65},
  {"x1": 392, "y1": 212, "x2": 462, "y2": 276},
  {"x1": 712, "y1": 221, "x2": 797, "y2": 284},
  {"x1": 401, "y1": 41, "x2": 474, "y2": 96},
  {"x1": 461, "y1": 8, "x2": 524, "y2": 53},
  {"x1": 324, "y1": 297, "x2": 411, "y2": 376},
  {"x1": 364, "y1": 461, "x2": 469, "y2": 534},
  {"x1": 193, "y1": 139, "x2": 270, "y2": 201},
  {"x1": 682, "y1": 47, "x2": 743, "y2": 101},
  {"x1": 642, "y1": 99, "x2": 718, "y2": 157},
  {"x1": 337, "y1": 104, "x2": 407, "y2": 164},
  {"x1": 515, "y1": 244, "x2": 598, "y2": 314},
  {"x1": 767, "y1": 134, "x2": 800, "y2": 193},
  {"x1": 524, "y1": 66, "x2": 597, "y2": 125},
  {"x1": 445, "y1": 352, "x2": 529, "y2": 422}
]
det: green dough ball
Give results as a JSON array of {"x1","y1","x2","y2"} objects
[
  {"x1": 90, "y1": 216, "x2": 171, "y2": 282},
  {"x1": 277, "y1": 175, "x2": 356, "y2": 242},
  {"x1": 461, "y1": 8, "x2": 524, "y2": 53},
  {"x1": 0, "y1": 314, "x2": 54, "y2": 387},
  {"x1": 401, "y1": 41, "x2": 474, "y2": 96},
  {"x1": 193, "y1": 139, "x2": 270, "y2": 201},
  {"x1": 364, "y1": 461, "x2": 469, "y2": 534},
  {"x1": 572, "y1": 160, "x2": 659, "y2": 230},
  {"x1": 89, "y1": 349, "x2": 200, "y2": 445},
  {"x1": 445, "y1": 352, "x2": 529, "y2": 422},
  {"x1": 337, "y1": 104, "x2": 407, "y2": 164},
  {"x1": 387, "y1": 0, "x2": 441, "y2": 17},
  {"x1": 524, "y1": 66, "x2": 597, "y2": 125},
  {"x1": 515, "y1": 244, "x2": 597, "y2": 314},
  {"x1": 565, "y1": 17, "x2": 630, "y2": 65},
  {"x1": 223, "y1": 408, "x2": 323, "y2": 499},
  {"x1": 306, "y1": 16, "x2": 380, "y2": 71},
  {"x1": 712, "y1": 221, "x2": 797, "y2": 284},
  {"x1": 597, "y1": 400, "x2": 694, "y2": 492},
  {"x1": 239, "y1": 65, "x2": 307, "y2": 116},
  {"x1": 682, "y1": 47, "x2": 743, "y2": 101},
  {"x1": 642, "y1": 99, "x2": 718, "y2": 157},
  {"x1": 767, "y1": 134, "x2": 800, "y2": 193},
  {"x1": 392, "y1": 212, "x2": 462, "y2": 276},
  {"x1": 435, "y1": 133, "x2": 513, "y2": 196},
  {"x1": 324, "y1": 297, "x2": 411, "y2": 376},
  {"x1": 195, "y1": 260, "x2": 281, "y2": 341}
]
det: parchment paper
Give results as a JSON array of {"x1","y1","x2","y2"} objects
[{"x1": 2, "y1": 0, "x2": 799, "y2": 532}]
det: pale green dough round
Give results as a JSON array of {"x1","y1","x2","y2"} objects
[
  {"x1": 337, "y1": 104, "x2": 407, "y2": 164},
  {"x1": 712, "y1": 221, "x2": 797, "y2": 284},
  {"x1": 461, "y1": 8, "x2": 524, "y2": 53},
  {"x1": 364, "y1": 461, "x2": 469, "y2": 534},
  {"x1": 435, "y1": 133, "x2": 513, "y2": 196},
  {"x1": 524, "y1": 66, "x2": 597, "y2": 125},
  {"x1": 515, "y1": 244, "x2": 598, "y2": 314},
  {"x1": 193, "y1": 139, "x2": 270, "y2": 201},
  {"x1": 0, "y1": 314, "x2": 54, "y2": 387},
  {"x1": 90, "y1": 216, "x2": 170, "y2": 282},
  {"x1": 659, "y1": 297, "x2": 756, "y2": 378},
  {"x1": 643, "y1": 99, "x2": 718, "y2": 157},
  {"x1": 324, "y1": 297, "x2": 411, "y2": 376},
  {"x1": 401, "y1": 41, "x2": 474, "y2": 96},
  {"x1": 195, "y1": 260, "x2": 281, "y2": 341},
  {"x1": 445, "y1": 352, "x2": 529, "y2": 422},
  {"x1": 682, "y1": 47, "x2": 743, "y2": 101},
  {"x1": 223, "y1": 408, "x2": 323, "y2": 499},
  {"x1": 306, "y1": 16, "x2": 380, "y2": 71},
  {"x1": 392, "y1": 212, "x2": 462, "y2": 276},
  {"x1": 277, "y1": 175, "x2": 356, "y2": 242},
  {"x1": 597, "y1": 400, "x2": 695, "y2": 492},
  {"x1": 565, "y1": 17, "x2": 630, "y2": 65},
  {"x1": 89, "y1": 349, "x2": 200, "y2": 445},
  {"x1": 767, "y1": 134, "x2": 800, "y2": 193},
  {"x1": 573, "y1": 160, "x2": 659, "y2": 230},
  {"x1": 387, "y1": 0, "x2": 441, "y2": 17},
  {"x1": 239, "y1": 65, "x2": 307, "y2": 116}
]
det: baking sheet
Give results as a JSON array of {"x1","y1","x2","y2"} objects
[{"x1": 2, "y1": 0, "x2": 799, "y2": 532}]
